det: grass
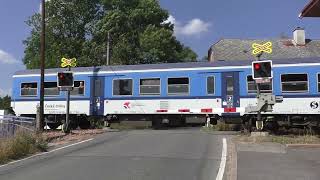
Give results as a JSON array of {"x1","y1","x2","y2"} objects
[
  {"x1": 110, "y1": 121, "x2": 152, "y2": 130},
  {"x1": 234, "y1": 134, "x2": 320, "y2": 145},
  {"x1": 0, "y1": 131, "x2": 48, "y2": 165},
  {"x1": 270, "y1": 135, "x2": 320, "y2": 144}
]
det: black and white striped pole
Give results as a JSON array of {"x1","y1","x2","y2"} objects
[{"x1": 59, "y1": 58, "x2": 77, "y2": 133}]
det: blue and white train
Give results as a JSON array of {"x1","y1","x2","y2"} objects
[{"x1": 11, "y1": 57, "x2": 320, "y2": 129}]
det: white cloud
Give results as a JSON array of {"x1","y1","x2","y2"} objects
[
  {"x1": 164, "y1": 15, "x2": 176, "y2": 25},
  {"x1": 164, "y1": 15, "x2": 211, "y2": 37},
  {"x1": 0, "y1": 49, "x2": 18, "y2": 64}
]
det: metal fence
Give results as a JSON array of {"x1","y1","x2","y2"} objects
[{"x1": 0, "y1": 115, "x2": 35, "y2": 138}]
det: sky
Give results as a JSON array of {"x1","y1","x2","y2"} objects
[{"x1": 0, "y1": 0, "x2": 319, "y2": 96}]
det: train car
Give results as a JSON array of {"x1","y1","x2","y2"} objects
[{"x1": 11, "y1": 57, "x2": 320, "y2": 129}]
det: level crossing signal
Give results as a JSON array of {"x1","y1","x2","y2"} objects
[
  {"x1": 252, "y1": 60, "x2": 272, "y2": 80},
  {"x1": 57, "y1": 72, "x2": 74, "y2": 88}
]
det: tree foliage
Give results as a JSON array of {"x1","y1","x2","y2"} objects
[
  {"x1": 23, "y1": 0, "x2": 102, "y2": 68},
  {"x1": 23, "y1": 0, "x2": 197, "y2": 69},
  {"x1": 0, "y1": 96, "x2": 14, "y2": 114}
]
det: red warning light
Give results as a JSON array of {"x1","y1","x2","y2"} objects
[
  {"x1": 254, "y1": 63, "x2": 261, "y2": 70},
  {"x1": 59, "y1": 73, "x2": 65, "y2": 79}
]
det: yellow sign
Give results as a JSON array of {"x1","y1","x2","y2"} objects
[
  {"x1": 252, "y1": 42, "x2": 272, "y2": 55},
  {"x1": 61, "y1": 58, "x2": 77, "y2": 68}
]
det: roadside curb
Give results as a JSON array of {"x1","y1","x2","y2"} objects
[
  {"x1": 286, "y1": 144, "x2": 320, "y2": 148},
  {"x1": 227, "y1": 139, "x2": 237, "y2": 180}
]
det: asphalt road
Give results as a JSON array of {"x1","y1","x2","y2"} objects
[
  {"x1": 237, "y1": 143, "x2": 320, "y2": 180},
  {"x1": 0, "y1": 128, "x2": 228, "y2": 180}
]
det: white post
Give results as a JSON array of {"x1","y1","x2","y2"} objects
[{"x1": 206, "y1": 116, "x2": 210, "y2": 127}]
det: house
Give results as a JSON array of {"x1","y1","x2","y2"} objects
[
  {"x1": 300, "y1": 0, "x2": 320, "y2": 18},
  {"x1": 208, "y1": 28, "x2": 320, "y2": 62}
]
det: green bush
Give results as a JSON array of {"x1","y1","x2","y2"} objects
[{"x1": 88, "y1": 117, "x2": 104, "y2": 129}]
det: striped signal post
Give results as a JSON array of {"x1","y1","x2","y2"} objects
[
  {"x1": 251, "y1": 42, "x2": 273, "y2": 131},
  {"x1": 59, "y1": 58, "x2": 77, "y2": 133}
]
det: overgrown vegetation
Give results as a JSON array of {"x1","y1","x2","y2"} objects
[
  {"x1": 0, "y1": 131, "x2": 48, "y2": 164},
  {"x1": 88, "y1": 117, "x2": 104, "y2": 129},
  {"x1": 0, "y1": 95, "x2": 14, "y2": 114}
]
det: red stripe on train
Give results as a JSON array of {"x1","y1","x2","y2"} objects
[
  {"x1": 156, "y1": 109, "x2": 168, "y2": 112},
  {"x1": 201, "y1": 108, "x2": 213, "y2": 113},
  {"x1": 224, "y1": 108, "x2": 237, "y2": 112},
  {"x1": 178, "y1": 109, "x2": 190, "y2": 112}
]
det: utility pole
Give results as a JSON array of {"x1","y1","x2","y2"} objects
[
  {"x1": 106, "y1": 31, "x2": 110, "y2": 65},
  {"x1": 37, "y1": 0, "x2": 46, "y2": 132}
]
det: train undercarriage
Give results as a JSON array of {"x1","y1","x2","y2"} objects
[
  {"x1": 20, "y1": 113, "x2": 320, "y2": 132},
  {"x1": 240, "y1": 114, "x2": 320, "y2": 132}
]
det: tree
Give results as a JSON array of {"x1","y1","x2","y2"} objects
[
  {"x1": 23, "y1": 0, "x2": 102, "y2": 69},
  {"x1": 95, "y1": 0, "x2": 197, "y2": 65},
  {"x1": 0, "y1": 96, "x2": 14, "y2": 114},
  {"x1": 23, "y1": 0, "x2": 197, "y2": 69},
  {"x1": 139, "y1": 25, "x2": 197, "y2": 63}
]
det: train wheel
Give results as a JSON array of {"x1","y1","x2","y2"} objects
[
  {"x1": 242, "y1": 117, "x2": 253, "y2": 133},
  {"x1": 79, "y1": 119, "x2": 90, "y2": 129},
  {"x1": 265, "y1": 121, "x2": 279, "y2": 133},
  {"x1": 152, "y1": 117, "x2": 163, "y2": 130},
  {"x1": 70, "y1": 120, "x2": 79, "y2": 130},
  {"x1": 248, "y1": 117, "x2": 253, "y2": 133}
]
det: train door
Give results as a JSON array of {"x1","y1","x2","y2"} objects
[
  {"x1": 90, "y1": 77, "x2": 105, "y2": 116},
  {"x1": 221, "y1": 72, "x2": 240, "y2": 110}
]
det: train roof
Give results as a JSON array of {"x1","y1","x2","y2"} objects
[{"x1": 14, "y1": 57, "x2": 320, "y2": 76}]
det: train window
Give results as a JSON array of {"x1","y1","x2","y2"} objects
[
  {"x1": 21, "y1": 82, "x2": 37, "y2": 96},
  {"x1": 71, "y1": 81, "x2": 85, "y2": 96},
  {"x1": 207, "y1": 76, "x2": 215, "y2": 95},
  {"x1": 281, "y1": 74, "x2": 308, "y2": 93},
  {"x1": 94, "y1": 80, "x2": 101, "y2": 96},
  {"x1": 44, "y1": 82, "x2": 59, "y2": 96},
  {"x1": 226, "y1": 76, "x2": 234, "y2": 95},
  {"x1": 113, "y1": 79, "x2": 133, "y2": 96},
  {"x1": 168, "y1": 77, "x2": 189, "y2": 95},
  {"x1": 247, "y1": 75, "x2": 272, "y2": 93},
  {"x1": 140, "y1": 78, "x2": 160, "y2": 95}
]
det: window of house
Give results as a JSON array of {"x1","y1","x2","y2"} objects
[
  {"x1": 247, "y1": 75, "x2": 272, "y2": 93},
  {"x1": 71, "y1": 81, "x2": 85, "y2": 96},
  {"x1": 21, "y1": 82, "x2": 37, "y2": 96},
  {"x1": 44, "y1": 82, "x2": 59, "y2": 96},
  {"x1": 281, "y1": 74, "x2": 308, "y2": 93},
  {"x1": 207, "y1": 76, "x2": 215, "y2": 95},
  {"x1": 113, "y1": 79, "x2": 133, "y2": 96},
  {"x1": 140, "y1": 78, "x2": 160, "y2": 95},
  {"x1": 168, "y1": 77, "x2": 189, "y2": 95}
]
